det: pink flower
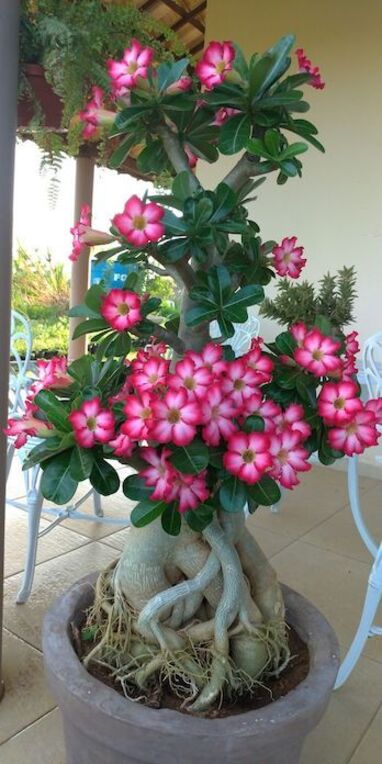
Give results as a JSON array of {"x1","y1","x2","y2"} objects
[
  {"x1": 240, "y1": 392, "x2": 281, "y2": 432},
  {"x1": 166, "y1": 76, "x2": 193, "y2": 94},
  {"x1": 212, "y1": 107, "x2": 240, "y2": 126},
  {"x1": 184, "y1": 144, "x2": 198, "y2": 169},
  {"x1": 296, "y1": 48, "x2": 325, "y2": 90},
  {"x1": 290, "y1": 322, "x2": 308, "y2": 346},
  {"x1": 30, "y1": 356, "x2": 72, "y2": 396},
  {"x1": 186, "y1": 342, "x2": 227, "y2": 377},
  {"x1": 169, "y1": 357, "x2": 212, "y2": 401},
  {"x1": 68, "y1": 397, "x2": 115, "y2": 448},
  {"x1": 131, "y1": 356, "x2": 169, "y2": 392},
  {"x1": 195, "y1": 41, "x2": 235, "y2": 90},
  {"x1": 5, "y1": 401, "x2": 53, "y2": 449},
  {"x1": 365, "y1": 398, "x2": 382, "y2": 426},
  {"x1": 269, "y1": 429, "x2": 311, "y2": 488},
  {"x1": 112, "y1": 195, "x2": 165, "y2": 247},
  {"x1": 328, "y1": 408, "x2": 379, "y2": 456},
  {"x1": 139, "y1": 447, "x2": 175, "y2": 501},
  {"x1": 275, "y1": 403, "x2": 312, "y2": 442},
  {"x1": 79, "y1": 87, "x2": 116, "y2": 138},
  {"x1": 107, "y1": 39, "x2": 154, "y2": 91},
  {"x1": 318, "y1": 381, "x2": 362, "y2": 425},
  {"x1": 122, "y1": 392, "x2": 153, "y2": 440},
  {"x1": 272, "y1": 236, "x2": 306, "y2": 279},
  {"x1": 345, "y1": 331, "x2": 360, "y2": 356},
  {"x1": 171, "y1": 470, "x2": 210, "y2": 513},
  {"x1": 109, "y1": 432, "x2": 133, "y2": 457},
  {"x1": 100, "y1": 289, "x2": 142, "y2": 332},
  {"x1": 243, "y1": 346, "x2": 274, "y2": 385},
  {"x1": 70, "y1": 204, "x2": 91, "y2": 262},
  {"x1": 224, "y1": 431, "x2": 272, "y2": 485},
  {"x1": 200, "y1": 384, "x2": 238, "y2": 446},
  {"x1": 294, "y1": 329, "x2": 341, "y2": 377},
  {"x1": 221, "y1": 359, "x2": 259, "y2": 408},
  {"x1": 150, "y1": 389, "x2": 201, "y2": 446}
]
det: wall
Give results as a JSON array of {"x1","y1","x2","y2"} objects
[{"x1": 199, "y1": 0, "x2": 382, "y2": 473}]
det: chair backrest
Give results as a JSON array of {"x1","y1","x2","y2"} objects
[
  {"x1": 362, "y1": 332, "x2": 382, "y2": 400},
  {"x1": 210, "y1": 314, "x2": 260, "y2": 358},
  {"x1": 9, "y1": 310, "x2": 34, "y2": 416}
]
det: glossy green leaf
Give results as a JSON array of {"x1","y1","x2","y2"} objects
[
  {"x1": 123, "y1": 474, "x2": 153, "y2": 501},
  {"x1": 72, "y1": 318, "x2": 109, "y2": 340},
  {"x1": 161, "y1": 504, "x2": 181, "y2": 536},
  {"x1": 89, "y1": 458, "x2": 120, "y2": 496},
  {"x1": 40, "y1": 450, "x2": 78, "y2": 505},
  {"x1": 248, "y1": 475, "x2": 281, "y2": 506},
  {"x1": 186, "y1": 304, "x2": 218, "y2": 326},
  {"x1": 249, "y1": 35, "x2": 294, "y2": 100},
  {"x1": 157, "y1": 58, "x2": 189, "y2": 92},
  {"x1": 219, "y1": 113, "x2": 252, "y2": 155},
  {"x1": 169, "y1": 439, "x2": 209, "y2": 474},
  {"x1": 185, "y1": 504, "x2": 214, "y2": 532},
  {"x1": 210, "y1": 183, "x2": 237, "y2": 223},
  {"x1": 69, "y1": 446, "x2": 94, "y2": 481},
  {"x1": 85, "y1": 284, "x2": 105, "y2": 313},
  {"x1": 35, "y1": 390, "x2": 72, "y2": 432},
  {"x1": 242, "y1": 415, "x2": 265, "y2": 433},
  {"x1": 162, "y1": 209, "x2": 187, "y2": 236},
  {"x1": 172, "y1": 170, "x2": 196, "y2": 201},
  {"x1": 219, "y1": 475, "x2": 248, "y2": 512},
  {"x1": 131, "y1": 499, "x2": 166, "y2": 527},
  {"x1": 109, "y1": 134, "x2": 136, "y2": 169},
  {"x1": 275, "y1": 331, "x2": 297, "y2": 357}
]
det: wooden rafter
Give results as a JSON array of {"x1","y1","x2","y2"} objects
[
  {"x1": 171, "y1": 1, "x2": 206, "y2": 32},
  {"x1": 160, "y1": 0, "x2": 205, "y2": 34}
]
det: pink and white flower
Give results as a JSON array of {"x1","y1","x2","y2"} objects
[
  {"x1": 269, "y1": 429, "x2": 311, "y2": 488},
  {"x1": 5, "y1": 401, "x2": 53, "y2": 449},
  {"x1": 184, "y1": 144, "x2": 198, "y2": 169},
  {"x1": 345, "y1": 331, "x2": 360, "y2": 357},
  {"x1": 275, "y1": 403, "x2": 311, "y2": 441},
  {"x1": 365, "y1": 398, "x2": 382, "y2": 426},
  {"x1": 140, "y1": 447, "x2": 175, "y2": 502},
  {"x1": 244, "y1": 346, "x2": 274, "y2": 385},
  {"x1": 68, "y1": 397, "x2": 115, "y2": 448},
  {"x1": 195, "y1": 41, "x2": 235, "y2": 90},
  {"x1": 186, "y1": 342, "x2": 227, "y2": 377},
  {"x1": 171, "y1": 470, "x2": 210, "y2": 513},
  {"x1": 131, "y1": 356, "x2": 169, "y2": 392},
  {"x1": 122, "y1": 392, "x2": 153, "y2": 441},
  {"x1": 107, "y1": 39, "x2": 154, "y2": 92},
  {"x1": 30, "y1": 356, "x2": 72, "y2": 396},
  {"x1": 328, "y1": 408, "x2": 379, "y2": 456},
  {"x1": 240, "y1": 392, "x2": 281, "y2": 432},
  {"x1": 169, "y1": 357, "x2": 213, "y2": 401},
  {"x1": 200, "y1": 384, "x2": 238, "y2": 446},
  {"x1": 272, "y1": 236, "x2": 306, "y2": 279},
  {"x1": 166, "y1": 76, "x2": 193, "y2": 94},
  {"x1": 150, "y1": 389, "x2": 201, "y2": 446},
  {"x1": 224, "y1": 431, "x2": 272, "y2": 485},
  {"x1": 109, "y1": 432, "x2": 133, "y2": 457},
  {"x1": 294, "y1": 329, "x2": 341, "y2": 377},
  {"x1": 101, "y1": 289, "x2": 142, "y2": 332},
  {"x1": 221, "y1": 359, "x2": 259, "y2": 408},
  {"x1": 212, "y1": 107, "x2": 240, "y2": 126},
  {"x1": 79, "y1": 87, "x2": 116, "y2": 138},
  {"x1": 69, "y1": 204, "x2": 115, "y2": 262},
  {"x1": 112, "y1": 195, "x2": 165, "y2": 247},
  {"x1": 318, "y1": 381, "x2": 362, "y2": 425},
  {"x1": 290, "y1": 322, "x2": 308, "y2": 346},
  {"x1": 296, "y1": 48, "x2": 325, "y2": 90}
]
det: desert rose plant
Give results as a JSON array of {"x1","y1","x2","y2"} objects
[{"x1": 8, "y1": 35, "x2": 382, "y2": 712}]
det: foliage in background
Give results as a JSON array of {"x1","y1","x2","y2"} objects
[{"x1": 260, "y1": 266, "x2": 357, "y2": 330}]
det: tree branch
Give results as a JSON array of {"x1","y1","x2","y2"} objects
[
  {"x1": 153, "y1": 250, "x2": 196, "y2": 291},
  {"x1": 147, "y1": 263, "x2": 168, "y2": 277},
  {"x1": 222, "y1": 154, "x2": 263, "y2": 193},
  {"x1": 156, "y1": 124, "x2": 200, "y2": 193},
  {"x1": 130, "y1": 324, "x2": 185, "y2": 355}
]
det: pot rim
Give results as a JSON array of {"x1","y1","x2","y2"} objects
[{"x1": 43, "y1": 573, "x2": 339, "y2": 738}]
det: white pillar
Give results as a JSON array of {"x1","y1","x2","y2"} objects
[
  {"x1": 0, "y1": 0, "x2": 20, "y2": 700},
  {"x1": 68, "y1": 155, "x2": 95, "y2": 362}
]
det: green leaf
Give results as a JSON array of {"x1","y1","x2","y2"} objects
[
  {"x1": 172, "y1": 171, "x2": 195, "y2": 201},
  {"x1": 233, "y1": 43, "x2": 249, "y2": 79},
  {"x1": 157, "y1": 57, "x2": 189, "y2": 92},
  {"x1": 131, "y1": 499, "x2": 166, "y2": 527},
  {"x1": 208, "y1": 445, "x2": 225, "y2": 468},
  {"x1": 208, "y1": 265, "x2": 232, "y2": 305},
  {"x1": 249, "y1": 35, "x2": 294, "y2": 100},
  {"x1": 186, "y1": 137, "x2": 219, "y2": 163},
  {"x1": 219, "y1": 475, "x2": 248, "y2": 513},
  {"x1": 35, "y1": 390, "x2": 72, "y2": 432},
  {"x1": 280, "y1": 142, "x2": 308, "y2": 160},
  {"x1": 89, "y1": 458, "x2": 120, "y2": 496},
  {"x1": 112, "y1": 104, "x2": 152, "y2": 134},
  {"x1": 69, "y1": 446, "x2": 94, "y2": 481},
  {"x1": 162, "y1": 209, "x2": 187, "y2": 236},
  {"x1": 169, "y1": 439, "x2": 209, "y2": 474},
  {"x1": 105, "y1": 332, "x2": 131, "y2": 358},
  {"x1": 264, "y1": 128, "x2": 281, "y2": 156},
  {"x1": 159, "y1": 238, "x2": 189, "y2": 263},
  {"x1": 219, "y1": 113, "x2": 252, "y2": 155},
  {"x1": 72, "y1": 318, "x2": 109, "y2": 340},
  {"x1": 40, "y1": 450, "x2": 78, "y2": 505},
  {"x1": 248, "y1": 475, "x2": 281, "y2": 506},
  {"x1": 210, "y1": 183, "x2": 237, "y2": 223},
  {"x1": 67, "y1": 304, "x2": 99, "y2": 319},
  {"x1": 108, "y1": 134, "x2": 137, "y2": 170},
  {"x1": 243, "y1": 415, "x2": 265, "y2": 433},
  {"x1": 275, "y1": 331, "x2": 297, "y2": 357},
  {"x1": 186, "y1": 304, "x2": 218, "y2": 326},
  {"x1": 161, "y1": 504, "x2": 181, "y2": 536},
  {"x1": 123, "y1": 474, "x2": 153, "y2": 501},
  {"x1": 22, "y1": 434, "x2": 75, "y2": 470},
  {"x1": 225, "y1": 285, "x2": 264, "y2": 319},
  {"x1": 185, "y1": 504, "x2": 214, "y2": 532}
]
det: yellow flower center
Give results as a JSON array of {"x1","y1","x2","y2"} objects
[
  {"x1": 127, "y1": 62, "x2": 138, "y2": 74},
  {"x1": 141, "y1": 407, "x2": 152, "y2": 420},
  {"x1": 117, "y1": 302, "x2": 129, "y2": 315},
  {"x1": 86, "y1": 417, "x2": 97, "y2": 431},
  {"x1": 216, "y1": 61, "x2": 226, "y2": 74},
  {"x1": 242, "y1": 448, "x2": 255, "y2": 463},
  {"x1": 148, "y1": 373, "x2": 158, "y2": 383},
  {"x1": 234, "y1": 379, "x2": 245, "y2": 391},
  {"x1": 211, "y1": 405, "x2": 220, "y2": 419},
  {"x1": 184, "y1": 376, "x2": 196, "y2": 390},
  {"x1": 132, "y1": 214, "x2": 147, "y2": 230},
  {"x1": 334, "y1": 397, "x2": 345, "y2": 410},
  {"x1": 278, "y1": 448, "x2": 289, "y2": 464},
  {"x1": 312, "y1": 349, "x2": 324, "y2": 361},
  {"x1": 167, "y1": 408, "x2": 181, "y2": 424}
]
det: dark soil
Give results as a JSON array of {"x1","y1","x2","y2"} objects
[{"x1": 72, "y1": 613, "x2": 309, "y2": 719}]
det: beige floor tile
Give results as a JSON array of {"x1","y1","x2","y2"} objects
[
  {"x1": 302, "y1": 501, "x2": 381, "y2": 563},
  {"x1": 3, "y1": 541, "x2": 119, "y2": 650},
  {"x1": 4, "y1": 507, "x2": 91, "y2": 578},
  {"x1": 0, "y1": 709, "x2": 64, "y2": 764},
  {"x1": 348, "y1": 703, "x2": 382, "y2": 764},
  {"x1": 56, "y1": 488, "x2": 133, "y2": 540},
  {"x1": 300, "y1": 657, "x2": 382, "y2": 764},
  {"x1": 271, "y1": 541, "x2": 382, "y2": 664},
  {"x1": 250, "y1": 465, "x2": 358, "y2": 540},
  {"x1": 0, "y1": 630, "x2": 55, "y2": 744}
]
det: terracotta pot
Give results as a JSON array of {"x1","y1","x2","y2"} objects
[
  {"x1": 18, "y1": 64, "x2": 64, "y2": 129},
  {"x1": 43, "y1": 574, "x2": 339, "y2": 764}
]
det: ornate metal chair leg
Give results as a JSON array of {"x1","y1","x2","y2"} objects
[
  {"x1": 16, "y1": 467, "x2": 44, "y2": 604},
  {"x1": 92, "y1": 490, "x2": 103, "y2": 517},
  {"x1": 347, "y1": 455, "x2": 378, "y2": 557},
  {"x1": 335, "y1": 545, "x2": 382, "y2": 688}
]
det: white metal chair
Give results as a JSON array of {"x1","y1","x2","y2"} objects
[
  {"x1": 335, "y1": 332, "x2": 382, "y2": 687},
  {"x1": 6, "y1": 311, "x2": 131, "y2": 604}
]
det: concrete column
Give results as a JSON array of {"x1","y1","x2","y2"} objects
[
  {"x1": 0, "y1": 0, "x2": 20, "y2": 700},
  {"x1": 68, "y1": 155, "x2": 95, "y2": 362}
]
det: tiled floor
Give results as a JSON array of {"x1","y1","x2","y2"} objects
[{"x1": 0, "y1": 462, "x2": 381, "y2": 763}]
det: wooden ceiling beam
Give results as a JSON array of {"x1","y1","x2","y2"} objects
[
  {"x1": 171, "y1": 1, "x2": 207, "y2": 33},
  {"x1": 161, "y1": 0, "x2": 205, "y2": 34},
  {"x1": 140, "y1": 0, "x2": 160, "y2": 12},
  {"x1": 189, "y1": 38, "x2": 205, "y2": 55}
]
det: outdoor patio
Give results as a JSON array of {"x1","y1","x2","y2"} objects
[{"x1": 0, "y1": 461, "x2": 381, "y2": 763}]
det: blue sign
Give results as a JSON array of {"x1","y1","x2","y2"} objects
[{"x1": 90, "y1": 260, "x2": 138, "y2": 289}]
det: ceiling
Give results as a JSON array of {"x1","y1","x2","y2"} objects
[{"x1": 135, "y1": 0, "x2": 207, "y2": 56}]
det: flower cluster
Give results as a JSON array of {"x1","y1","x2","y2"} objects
[
  {"x1": 296, "y1": 48, "x2": 325, "y2": 90},
  {"x1": 272, "y1": 236, "x2": 306, "y2": 279},
  {"x1": 112, "y1": 195, "x2": 165, "y2": 247},
  {"x1": 195, "y1": 41, "x2": 236, "y2": 90}
]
